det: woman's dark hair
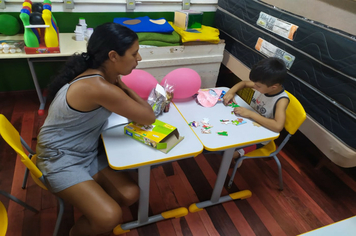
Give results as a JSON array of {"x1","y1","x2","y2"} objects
[
  {"x1": 47, "y1": 22, "x2": 138, "y2": 99},
  {"x1": 249, "y1": 57, "x2": 287, "y2": 87}
]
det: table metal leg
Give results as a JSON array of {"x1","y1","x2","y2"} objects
[
  {"x1": 138, "y1": 165, "x2": 150, "y2": 223},
  {"x1": 113, "y1": 165, "x2": 188, "y2": 235},
  {"x1": 27, "y1": 58, "x2": 46, "y2": 116},
  {"x1": 189, "y1": 148, "x2": 252, "y2": 213}
]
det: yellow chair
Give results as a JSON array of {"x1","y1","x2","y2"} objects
[
  {"x1": 228, "y1": 91, "x2": 306, "y2": 190},
  {"x1": 0, "y1": 200, "x2": 8, "y2": 236},
  {"x1": 0, "y1": 114, "x2": 64, "y2": 236}
]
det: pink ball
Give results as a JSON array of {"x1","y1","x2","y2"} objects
[
  {"x1": 121, "y1": 69, "x2": 158, "y2": 99},
  {"x1": 160, "y1": 68, "x2": 201, "y2": 99}
]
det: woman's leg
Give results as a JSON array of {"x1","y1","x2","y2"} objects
[
  {"x1": 92, "y1": 167, "x2": 140, "y2": 207},
  {"x1": 56, "y1": 180, "x2": 122, "y2": 236}
]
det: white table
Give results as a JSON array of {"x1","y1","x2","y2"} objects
[
  {"x1": 0, "y1": 33, "x2": 87, "y2": 115},
  {"x1": 173, "y1": 87, "x2": 280, "y2": 212},
  {"x1": 298, "y1": 216, "x2": 356, "y2": 236},
  {"x1": 101, "y1": 104, "x2": 203, "y2": 234}
]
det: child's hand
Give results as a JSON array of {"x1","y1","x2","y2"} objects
[
  {"x1": 233, "y1": 107, "x2": 252, "y2": 118},
  {"x1": 223, "y1": 92, "x2": 236, "y2": 105}
]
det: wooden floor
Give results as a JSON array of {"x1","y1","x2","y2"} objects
[{"x1": 1, "y1": 90, "x2": 356, "y2": 236}]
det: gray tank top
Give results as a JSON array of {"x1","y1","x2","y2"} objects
[
  {"x1": 250, "y1": 89, "x2": 289, "y2": 119},
  {"x1": 36, "y1": 74, "x2": 112, "y2": 160}
]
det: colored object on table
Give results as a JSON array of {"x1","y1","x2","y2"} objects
[
  {"x1": 0, "y1": 14, "x2": 21, "y2": 36},
  {"x1": 32, "y1": 2, "x2": 43, "y2": 13},
  {"x1": 30, "y1": 12, "x2": 45, "y2": 25},
  {"x1": 43, "y1": 0, "x2": 58, "y2": 32},
  {"x1": 197, "y1": 89, "x2": 223, "y2": 107},
  {"x1": 231, "y1": 118, "x2": 246, "y2": 126},
  {"x1": 137, "y1": 31, "x2": 181, "y2": 47},
  {"x1": 228, "y1": 101, "x2": 240, "y2": 108},
  {"x1": 19, "y1": 13, "x2": 40, "y2": 48},
  {"x1": 217, "y1": 131, "x2": 228, "y2": 136},
  {"x1": 124, "y1": 119, "x2": 184, "y2": 153},
  {"x1": 169, "y1": 22, "x2": 220, "y2": 44},
  {"x1": 174, "y1": 10, "x2": 203, "y2": 30},
  {"x1": 121, "y1": 69, "x2": 158, "y2": 99},
  {"x1": 218, "y1": 90, "x2": 226, "y2": 102},
  {"x1": 220, "y1": 119, "x2": 230, "y2": 124},
  {"x1": 22, "y1": 1, "x2": 32, "y2": 10},
  {"x1": 253, "y1": 122, "x2": 262, "y2": 127},
  {"x1": 189, "y1": 121, "x2": 199, "y2": 127},
  {"x1": 160, "y1": 68, "x2": 201, "y2": 99},
  {"x1": 114, "y1": 16, "x2": 174, "y2": 33},
  {"x1": 201, "y1": 129, "x2": 211, "y2": 134},
  {"x1": 42, "y1": 9, "x2": 58, "y2": 47}
]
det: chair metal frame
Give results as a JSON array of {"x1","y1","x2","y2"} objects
[
  {"x1": 228, "y1": 91, "x2": 306, "y2": 190},
  {"x1": 0, "y1": 114, "x2": 64, "y2": 236}
]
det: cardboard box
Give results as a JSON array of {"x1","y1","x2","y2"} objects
[
  {"x1": 124, "y1": 120, "x2": 184, "y2": 153},
  {"x1": 174, "y1": 10, "x2": 203, "y2": 30}
]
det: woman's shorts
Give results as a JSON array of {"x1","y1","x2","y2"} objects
[{"x1": 38, "y1": 144, "x2": 109, "y2": 193}]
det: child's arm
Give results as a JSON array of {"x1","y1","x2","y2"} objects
[
  {"x1": 223, "y1": 81, "x2": 255, "y2": 105},
  {"x1": 233, "y1": 97, "x2": 289, "y2": 132}
]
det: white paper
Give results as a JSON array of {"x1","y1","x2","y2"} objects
[{"x1": 103, "y1": 112, "x2": 130, "y2": 131}]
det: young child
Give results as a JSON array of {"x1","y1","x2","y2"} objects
[{"x1": 223, "y1": 57, "x2": 290, "y2": 161}]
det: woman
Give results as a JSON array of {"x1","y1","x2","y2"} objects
[{"x1": 36, "y1": 22, "x2": 156, "y2": 236}]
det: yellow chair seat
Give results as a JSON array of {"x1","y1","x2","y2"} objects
[{"x1": 245, "y1": 140, "x2": 276, "y2": 157}]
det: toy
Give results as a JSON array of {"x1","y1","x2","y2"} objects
[
  {"x1": 231, "y1": 118, "x2": 246, "y2": 126},
  {"x1": 30, "y1": 12, "x2": 45, "y2": 25},
  {"x1": 19, "y1": 0, "x2": 60, "y2": 53},
  {"x1": 228, "y1": 101, "x2": 240, "y2": 108},
  {"x1": 42, "y1": 9, "x2": 58, "y2": 47},
  {"x1": 188, "y1": 121, "x2": 199, "y2": 127},
  {"x1": 160, "y1": 68, "x2": 201, "y2": 99},
  {"x1": 19, "y1": 13, "x2": 40, "y2": 48},
  {"x1": 0, "y1": 14, "x2": 21, "y2": 36},
  {"x1": 0, "y1": 41, "x2": 24, "y2": 54},
  {"x1": 217, "y1": 131, "x2": 228, "y2": 136},
  {"x1": 32, "y1": 2, "x2": 43, "y2": 13},
  {"x1": 121, "y1": 69, "x2": 158, "y2": 99}
]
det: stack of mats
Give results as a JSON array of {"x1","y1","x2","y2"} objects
[
  {"x1": 114, "y1": 16, "x2": 181, "y2": 46},
  {"x1": 214, "y1": 0, "x2": 356, "y2": 149}
]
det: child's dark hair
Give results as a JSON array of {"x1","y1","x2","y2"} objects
[
  {"x1": 249, "y1": 57, "x2": 287, "y2": 87},
  {"x1": 47, "y1": 22, "x2": 138, "y2": 100}
]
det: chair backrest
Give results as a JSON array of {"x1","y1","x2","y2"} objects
[
  {"x1": 0, "y1": 114, "x2": 47, "y2": 190},
  {"x1": 0, "y1": 200, "x2": 8, "y2": 236},
  {"x1": 284, "y1": 91, "x2": 306, "y2": 135}
]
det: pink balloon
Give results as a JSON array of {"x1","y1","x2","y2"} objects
[
  {"x1": 121, "y1": 69, "x2": 158, "y2": 99},
  {"x1": 160, "y1": 68, "x2": 201, "y2": 99}
]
